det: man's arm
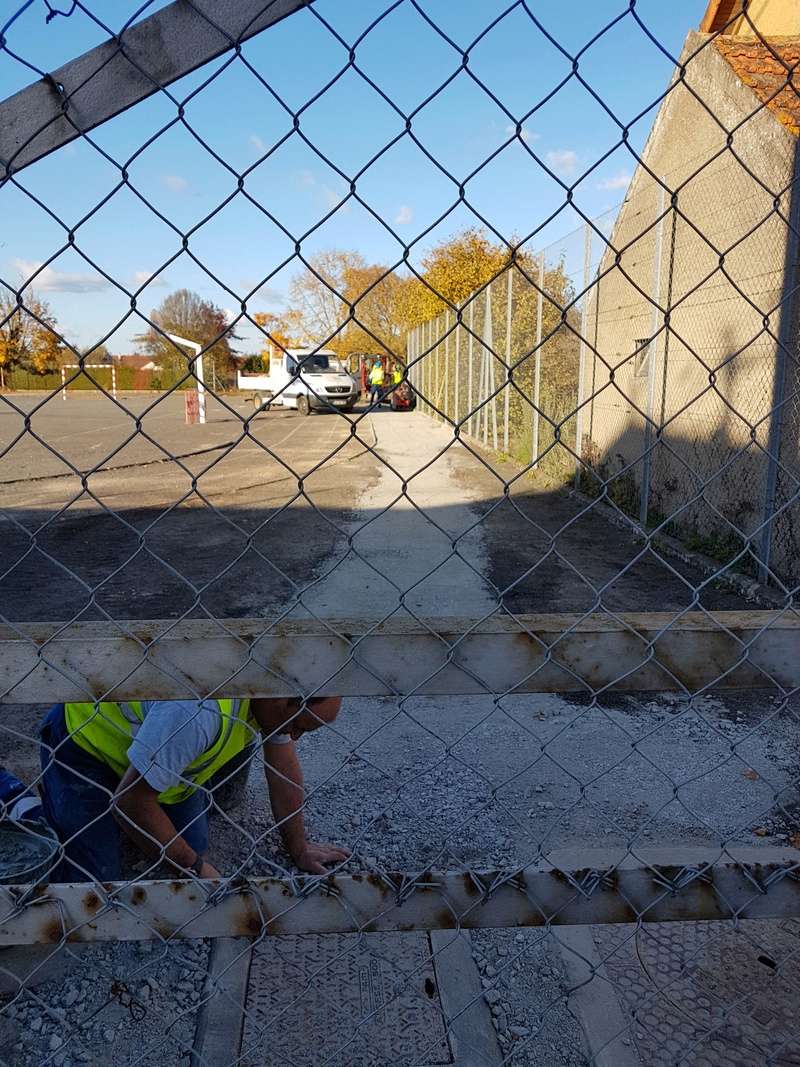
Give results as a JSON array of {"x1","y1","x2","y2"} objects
[
  {"x1": 263, "y1": 738, "x2": 349, "y2": 875},
  {"x1": 113, "y1": 767, "x2": 219, "y2": 878}
]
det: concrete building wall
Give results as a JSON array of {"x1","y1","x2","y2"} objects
[{"x1": 583, "y1": 31, "x2": 797, "y2": 580}]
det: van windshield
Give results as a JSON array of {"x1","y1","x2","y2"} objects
[{"x1": 297, "y1": 354, "x2": 330, "y2": 373}]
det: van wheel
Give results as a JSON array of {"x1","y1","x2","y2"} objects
[{"x1": 297, "y1": 395, "x2": 310, "y2": 416}]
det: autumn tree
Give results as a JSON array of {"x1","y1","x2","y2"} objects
[
  {"x1": 0, "y1": 294, "x2": 65, "y2": 387},
  {"x1": 252, "y1": 309, "x2": 305, "y2": 366},
  {"x1": 136, "y1": 289, "x2": 238, "y2": 386},
  {"x1": 404, "y1": 229, "x2": 510, "y2": 324},
  {"x1": 289, "y1": 251, "x2": 411, "y2": 361}
]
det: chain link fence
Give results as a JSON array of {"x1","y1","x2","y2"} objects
[
  {"x1": 0, "y1": 2, "x2": 799, "y2": 1066},
  {"x1": 412, "y1": 161, "x2": 800, "y2": 592}
]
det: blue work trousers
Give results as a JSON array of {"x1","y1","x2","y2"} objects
[{"x1": 39, "y1": 704, "x2": 209, "y2": 882}]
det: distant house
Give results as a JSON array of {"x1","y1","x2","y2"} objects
[
  {"x1": 112, "y1": 354, "x2": 161, "y2": 372},
  {"x1": 582, "y1": 9, "x2": 799, "y2": 585}
]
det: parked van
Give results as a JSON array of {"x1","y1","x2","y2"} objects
[{"x1": 237, "y1": 348, "x2": 359, "y2": 414}]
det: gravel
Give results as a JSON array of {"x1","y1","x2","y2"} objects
[
  {"x1": 1, "y1": 687, "x2": 797, "y2": 1065},
  {"x1": 0, "y1": 938, "x2": 209, "y2": 1067},
  {"x1": 472, "y1": 927, "x2": 587, "y2": 1065}
]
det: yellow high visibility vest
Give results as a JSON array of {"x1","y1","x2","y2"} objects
[
  {"x1": 369, "y1": 364, "x2": 384, "y2": 385},
  {"x1": 64, "y1": 699, "x2": 254, "y2": 805}
]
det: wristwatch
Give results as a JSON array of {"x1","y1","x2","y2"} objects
[{"x1": 189, "y1": 854, "x2": 205, "y2": 877}]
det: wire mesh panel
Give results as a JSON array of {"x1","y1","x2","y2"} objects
[{"x1": 0, "y1": 2, "x2": 799, "y2": 1066}]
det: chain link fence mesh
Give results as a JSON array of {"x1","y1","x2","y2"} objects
[{"x1": 0, "y1": 2, "x2": 799, "y2": 1065}]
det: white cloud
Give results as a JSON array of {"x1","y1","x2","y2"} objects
[
  {"x1": 505, "y1": 123, "x2": 539, "y2": 143},
  {"x1": 597, "y1": 170, "x2": 632, "y2": 191},
  {"x1": 394, "y1": 205, "x2": 414, "y2": 225},
  {"x1": 15, "y1": 259, "x2": 110, "y2": 294},
  {"x1": 133, "y1": 270, "x2": 168, "y2": 288},
  {"x1": 296, "y1": 169, "x2": 350, "y2": 213},
  {"x1": 546, "y1": 149, "x2": 578, "y2": 177},
  {"x1": 161, "y1": 174, "x2": 189, "y2": 192},
  {"x1": 245, "y1": 282, "x2": 285, "y2": 306},
  {"x1": 250, "y1": 134, "x2": 266, "y2": 153},
  {"x1": 321, "y1": 184, "x2": 351, "y2": 214}
]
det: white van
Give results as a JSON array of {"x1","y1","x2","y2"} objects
[{"x1": 237, "y1": 348, "x2": 359, "y2": 414}]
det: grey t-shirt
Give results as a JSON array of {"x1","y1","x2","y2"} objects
[{"x1": 126, "y1": 700, "x2": 290, "y2": 794}]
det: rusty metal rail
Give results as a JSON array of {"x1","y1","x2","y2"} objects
[
  {"x1": 2, "y1": 611, "x2": 798, "y2": 702},
  {"x1": 2, "y1": 848, "x2": 798, "y2": 945}
]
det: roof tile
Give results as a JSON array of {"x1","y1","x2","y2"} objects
[{"x1": 714, "y1": 36, "x2": 800, "y2": 137}]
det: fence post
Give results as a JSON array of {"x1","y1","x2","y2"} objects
[
  {"x1": 454, "y1": 311, "x2": 461, "y2": 429},
  {"x1": 504, "y1": 267, "x2": 512, "y2": 454},
  {"x1": 486, "y1": 283, "x2": 498, "y2": 449},
  {"x1": 444, "y1": 311, "x2": 450, "y2": 422},
  {"x1": 639, "y1": 182, "x2": 666, "y2": 528},
  {"x1": 468, "y1": 300, "x2": 475, "y2": 437},
  {"x1": 482, "y1": 286, "x2": 490, "y2": 446},
  {"x1": 533, "y1": 251, "x2": 544, "y2": 468},
  {"x1": 759, "y1": 153, "x2": 800, "y2": 582},
  {"x1": 573, "y1": 223, "x2": 592, "y2": 488}
]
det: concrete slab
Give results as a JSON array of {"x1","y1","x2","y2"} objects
[
  {"x1": 299, "y1": 410, "x2": 497, "y2": 619},
  {"x1": 192, "y1": 937, "x2": 251, "y2": 1066},
  {"x1": 430, "y1": 930, "x2": 503, "y2": 1067},
  {"x1": 557, "y1": 927, "x2": 640, "y2": 1067}
]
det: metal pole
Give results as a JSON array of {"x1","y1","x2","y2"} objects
[
  {"x1": 427, "y1": 318, "x2": 433, "y2": 416},
  {"x1": 444, "y1": 312, "x2": 450, "y2": 422},
  {"x1": 574, "y1": 223, "x2": 592, "y2": 489},
  {"x1": 436, "y1": 314, "x2": 442, "y2": 419},
  {"x1": 533, "y1": 251, "x2": 544, "y2": 468},
  {"x1": 111, "y1": 363, "x2": 117, "y2": 400},
  {"x1": 481, "y1": 290, "x2": 489, "y2": 446},
  {"x1": 504, "y1": 268, "x2": 512, "y2": 454},
  {"x1": 484, "y1": 284, "x2": 498, "y2": 449},
  {"x1": 454, "y1": 315, "x2": 461, "y2": 429},
  {"x1": 468, "y1": 300, "x2": 475, "y2": 436},
  {"x1": 759, "y1": 153, "x2": 800, "y2": 582},
  {"x1": 167, "y1": 333, "x2": 205, "y2": 424},
  {"x1": 61, "y1": 366, "x2": 67, "y2": 400},
  {"x1": 639, "y1": 183, "x2": 666, "y2": 527}
]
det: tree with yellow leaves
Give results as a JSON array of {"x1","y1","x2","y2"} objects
[
  {"x1": 403, "y1": 229, "x2": 511, "y2": 324},
  {"x1": 252, "y1": 309, "x2": 305, "y2": 366},
  {"x1": 0, "y1": 294, "x2": 65, "y2": 388}
]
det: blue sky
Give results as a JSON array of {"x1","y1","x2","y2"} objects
[{"x1": 0, "y1": 0, "x2": 704, "y2": 354}]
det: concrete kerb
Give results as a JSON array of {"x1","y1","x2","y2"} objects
[
  {"x1": 191, "y1": 938, "x2": 251, "y2": 1066},
  {"x1": 430, "y1": 930, "x2": 503, "y2": 1067},
  {"x1": 556, "y1": 927, "x2": 641, "y2": 1067}
]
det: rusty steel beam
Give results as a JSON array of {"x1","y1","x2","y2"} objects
[
  {"x1": 0, "y1": 0, "x2": 312, "y2": 180},
  {"x1": 0, "y1": 611, "x2": 797, "y2": 703},
  {"x1": 1, "y1": 849, "x2": 798, "y2": 945}
]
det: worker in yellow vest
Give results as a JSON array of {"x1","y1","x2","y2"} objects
[
  {"x1": 368, "y1": 358, "x2": 385, "y2": 405},
  {"x1": 37, "y1": 697, "x2": 349, "y2": 881}
]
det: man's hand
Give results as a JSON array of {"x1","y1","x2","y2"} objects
[{"x1": 291, "y1": 840, "x2": 351, "y2": 875}]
